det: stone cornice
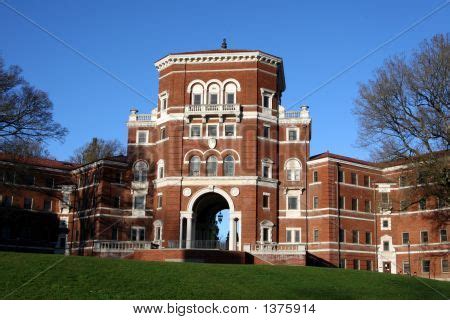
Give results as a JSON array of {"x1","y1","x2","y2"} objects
[{"x1": 155, "y1": 51, "x2": 282, "y2": 72}]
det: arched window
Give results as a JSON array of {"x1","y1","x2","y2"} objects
[
  {"x1": 285, "y1": 159, "x2": 301, "y2": 181},
  {"x1": 153, "y1": 220, "x2": 163, "y2": 242},
  {"x1": 207, "y1": 83, "x2": 220, "y2": 105},
  {"x1": 133, "y1": 161, "x2": 148, "y2": 182},
  {"x1": 260, "y1": 220, "x2": 274, "y2": 243},
  {"x1": 191, "y1": 83, "x2": 204, "y2": 105},
  {"x1": 189, "y1": 156, "x2": 201, "y2": 176},
  {"x1": 223, "y1": 155, "x2": 235, "y2": 176},
  {"x1": 224, "y1": 82, "x2": 237, "y2": 104},
  {"x1": 157, "y1": 160, "x2": 165, "y2": 179},
  {"x1": 206, "y1": 156, "x2": 218, "y2": 176}
]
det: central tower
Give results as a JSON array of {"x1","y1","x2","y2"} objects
[{"x1": 127, "y1": 47, "x2": 311, "y2": 251}]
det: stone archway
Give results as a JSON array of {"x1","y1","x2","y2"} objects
[{"x1": 180, "y1": 187, "x2": 240, "y2": 250}]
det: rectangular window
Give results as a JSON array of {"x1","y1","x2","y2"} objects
[
  {"x1": 363, "y1": 175, "x2": 370, "y2": 187},
  {"x1": 111, "y1": 226, "x2": 118, "y2": 241},
  {"x1": 45, "y1": 177, "x2": 54, "y2": 188},
  {"x1": 440, "y1": 229, "x2": 447, "y2": 242},
  {"x1": 352, "y1": 230, "x2": 359, "y2": 244},
  {"x1": 353, "y1": 259, "x2": 360, "y2": 270},
  {"x1": 365, "y1": 231, "x2": 371, "y2": 244},
  {"x1": 134, "y1": 196, "x2": 145, "y2": 210},
  {"x1": 43, "y1": 199, "x2": 52, "y2": 212},
  {"x1": 207, "y1": 125, "x2": 218, "y2": 137},
  {"x1": 2, "y1": 195, "x2": 12, "y2": 207},
  {"x1": 381, "y1": 192, "x2": 389, "y2": 204},
  {"x1": 339, "y1": 259, "x2": 346, "y2": 269},
  {"x1": 421, "y1": 231, "x2": 429, "y2": 244},
  {"x1": 263, "y1": 126, "x2": 270, "y2": 138},
  {"x1": 226, "y1": 93, "x2": 235, "y2": 104},
  {"x1": 131, "y1": 227, "x2": 145, "y2": 241},
  {"x1": 161, "y1": 97, "x2": 167, "y2": 111},
  {"x1": 287, "y1": 196, "x2": 298, "y2": 210},
  {"x1": 339, "y1": 228, "x2": 345, "y2": 242},
  {"x1": 351, "y1": 172, "x2": 357, "y2": 185},
  {"x1": 403, "y1": 261, "x2": 410, "y2": 274},
  {"x1": 190, "y1": 125, "x2": 201, "y2": 137},
  {"x1": 24, "y1": 197, "x2": 33, "y2": 210},
  {"x1": 422, "y1": 260, "x2": 430, "y2": 273},
  {"x1": 288, "y1": 129, "x2": 297, "y2": 141},
  {"x1": 209, "y1": 93, "x2": 218, "y2": 104},
  {"x1": 383, "y1": 241, "x2": 390, "y2": 251},
  {"x1": 313, "y1": 228, "x2": 319, "y2": 242},
  {"x1": 419, "y1": 198, "x2": 426, "y2": 210},
  {"x1": 351, "y1": 198, "x2": 358, "y2": 211},
  {"x1": 382, "y1": 219, "x2": 389, "y2": 228},
  {"x1": 115, "y1": 172, "x2": 122, "y2": 184},
  {"x1": 262, "y1": 165, "x2": 270, "y2": 178},
  {"x1": 263, "y1": 95, "x2": 270, "y2": 108},
  {"x1": 193, "y1": 94, "x2": 202, "y2": 105},
  {"x1": 262, "y1": 228, "x2": 269, "y2": 242},
  {"x1": 313, "y1": 196, "x2": 319, "y2": 209},
  {"x1": 113, "y1": 196, "x2": 120, "y2": 208},
  {"x1": 24, "y1": 175, "x2": 34, "y2": 186},
  {"x1": 366, "y1": 260, "x2": 372, "y2": 271},
  {"x1": 160, "y1": 128, "x2": 166, "y2": 140},
  {"x1": 157, "y1": 195, "x2": 163, "y2": 209},
  {"x1": 224, "y1": 124, "x2": 235, "y2": 136},
  {"x1": 262, "y1": 194, "x2": 269, "y2": 209},
  {"x1": 442, "y1": 259, "x2": 449, "y2": 273},
  {"x1": 137, "y1": 131, "x2": 147, "y2": 144},
  {"x1": 313, "y1": 171, "x2": 318, "y2": 183},
  {"x1": 286, "y1": 229, "x2": 301, "y2": 243},
  {"x1": 338, "y1": 196, "x2": 344, "y2": 209},
  {"x1": 364, "y1": 200, "x2": 371, "y2": 213},
  {"x1": 402, "y1": 232, "x2": 410, "y2": 245},
  {"x1": 338, "y1": 170, "x2": 344, "y2": 183}
]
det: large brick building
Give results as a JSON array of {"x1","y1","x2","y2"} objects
[{"x1": 0, "y1": 46, "x2": 448, "y2": 280}]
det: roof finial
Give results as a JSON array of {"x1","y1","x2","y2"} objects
[{"x1": 221, "y1": 38, "x2": 227, "y2": 49}]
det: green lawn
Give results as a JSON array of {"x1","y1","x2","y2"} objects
[{"x1": 0, "y1": 251, "x2": 449, "y2": 299}]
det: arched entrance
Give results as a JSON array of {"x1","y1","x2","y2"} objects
[{"x1": 180, "y1": 187, "x2": 240, "y2": 251}]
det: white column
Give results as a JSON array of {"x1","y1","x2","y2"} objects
[
  {"x1": 186, "y1": 217, "x2": 192, "y2": 249},
  {"x1": 179, "y1": 217, "x2": 184, "y2": 248},
  {"x1": 229, "y1": 215, "x2": 236, "y2": 251}
]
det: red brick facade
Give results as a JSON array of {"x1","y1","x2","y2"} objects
[{"x1": 0, "y1": 48, "x2": 448, "y2": 280}]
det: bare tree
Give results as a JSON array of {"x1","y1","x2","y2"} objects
[
  {"x1": 70, "y1": 137, "x2": 125, "y2": 164},
  {"x1": 0, "y1": 58, "x2": 68, "y2": 153},
  {"x1": 354, "y1": 34, "x2": 449, "y2": 216}
]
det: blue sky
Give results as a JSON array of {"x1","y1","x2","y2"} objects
[{"x1": 1, "y1": 0, "x2": 448, "y2": 161}]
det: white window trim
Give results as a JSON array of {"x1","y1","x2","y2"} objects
[
  {"x1": 157, "y1": 160, "x2": 165, "y2": 179},
  {"x1": 351, "y1": 172, "x2": 358, "y2": 185},
  {"x1": 260, "y1": 88, "x2": 275, "y2": 110},
  {"x1": 136, "y1": 130, "x2": 148, "y2": 144},
  {"x1": 159, "y1": 91, "x2": 168, "y2": 114},
  {"x1": 313, "y1": 195, "x2": 319, "y2": 209},
  {"x1": 262, "y1": 124, "x2": 271, "y2": 139},
  {"x1": 420, "y1": 230, "x2": 429, "y2": 244},
  {"x1": 131, "y1": 226, "x2": 146, "y2": 241},
  {"x1": 381, "y1": 218, "x2": 391, "y2": 230},
  {"x1": 401, "y1": 232, "x2": 410, "y2": 245},
  {"x1": 160, "y1": 126, "x2": 167, "y2": 140},
  {"x1": 442, "y1": 258, "x2": 449, "y2": 273},
  {"x1": 352, "y1": 230, "x2": 359, "y2": 244},
  {"x1": 440, "y1": 229, "x2": 448, "y2": 243},
  {"x1": 286, "y1": 127, "x2": 300, "y2": 141},
  {"x1": 223, "y1": 123, "x2": 236, "y2": 137},
  {"x1": 262, "y1": 192, "x2": 270, "y2": 210},
  {"x1": 286, "y1": 227, "x2": 302, "y2": 243},
  {"x1": 286, "y1": 194, "x2": 300, "y2": 211},
  {"x1": 132, "y1": 194, "x2": 146, "y2": 217},
  {"x1": 422, "y1": 259, "x2": 431, "y2": 273},
  {"x1": 206, "y1": 123, "x2": 219, "y2": 138},
  {"x1": 189, "y1": 124, "x2": 202, "y2": 138},
  {"x1": 157, "y1": 192, "x2": 163, "y2": 210},
  {"x1": 261, "y1": 159, "x2": 273, "y2": 179},
  {"x1": 339, "y1": 196, "x2": 345, "y2": 209},
  {"x1": 351, "y1": 198, "x2": 359, "y2": 211},
  {"x1": 24, "y1": 197, "x2": 34, "y2": 210},
  {"x1": 153, "y1": 220, "x2": 163, "y2": 242},
  {"x1": 259, "y1": 220, "x2": 274, "y2": 243}
]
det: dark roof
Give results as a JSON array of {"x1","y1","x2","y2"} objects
[
  {"x1": 308, "y1": 152, "x2": 381, "y2": 167},
  {"x1": 0, "y1": 153, "x2": 77, "y2": 170}
]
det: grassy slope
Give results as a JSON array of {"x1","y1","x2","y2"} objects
[{"x1": 0, "y1": 252, "x2": 449, "y2": 299}]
